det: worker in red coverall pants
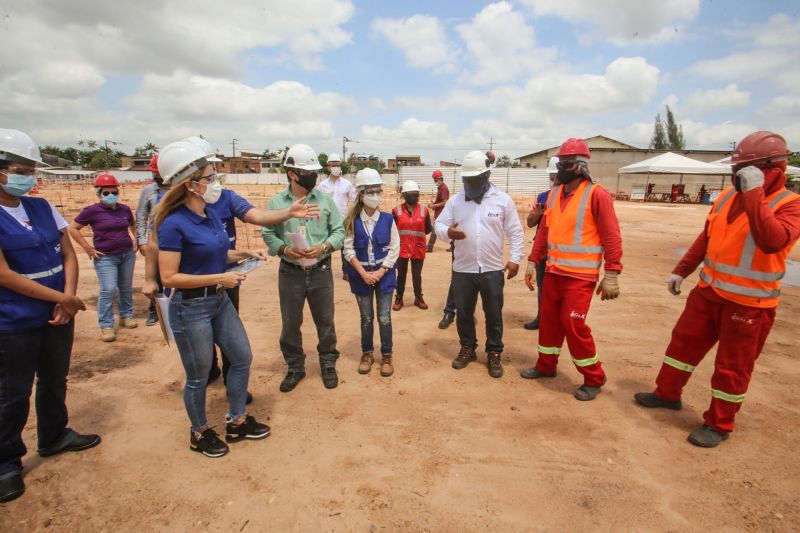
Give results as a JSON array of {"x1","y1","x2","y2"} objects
[
  {"x1": 521, "y1": 138, "x2": 624, "y2": 402},
  {"x1": 635, "y1": 131, "x2": 800, "y2": 448}
]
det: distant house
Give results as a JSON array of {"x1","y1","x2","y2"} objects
[{"x1": 120, "y1": 156, "x2": 152, "y2": 171}]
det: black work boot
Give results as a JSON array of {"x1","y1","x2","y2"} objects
[
  {"x1": 321, "y1": 366, "x2": 338, "y2": 389},
  {"x1": 520, "y1": 367, "x2": 556, "y2": 379},
  {"x1": 487, "y1": 352, "x2": 503, "y2": 378},
  {"x1": 574, "y1": 377, "x2": 607, "y2": 401},
  {"x1": 523, "y1": 317, "x2": 540, "y2": 330},
  {"x1": 687, "y1": 425, "x2": 729, "y2": 448},
  {"x1": 0, "y1": 474, "x2": 24, "y2": 503},
  {"x1": 634, "y1": 392, "x2": 682, "y2": 410},
  {"x1": 452, "y1": 345, "x2": 477, "y2": 369},
  {"x1": 279, "y1": 370, "x2": 306, "y2": 392}
]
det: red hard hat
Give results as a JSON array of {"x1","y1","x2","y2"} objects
[
  {"x1": 94, "y1": 173, "x2": 119, "y2": 187},
  {"x1": 731, "y1": 131, "x2": 790, "y2": 165},
  {"x1": 555, "y1": 138, "x2": 591, "y2": 159},
  {"x1": 149, "y1": 154, "x2": 159, "y2": 173},
  {"x1": 432, "y1": 169, "x2": 443, "y2": 179}
]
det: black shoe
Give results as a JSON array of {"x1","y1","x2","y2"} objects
[
  {"x1": 38, "y1": 433, "x2": 101, "y2": 457},
  {"x1": 190, "y1": 428, "x2": 229, "y2": 458},
  {"x1": 487, "y1": 352, "x2": 503, "y2": 378},
  {"x1": 426, "y1": 245, "x2": 434, "y2": 253},
  {"x1": 146, "y1": 308, "x2": 158, "y2": 326},
  {"x1": 452, "y1": 345, "x2": 477, "y2": 370},
  {"x1": 225, "y1": 415, "x2": 271, "y2": 442},
  {"x1": 322, "y1": 366, "x2": 338, "y2": 389},
  {"x1": 634, "y1": 392, "x2": 682, "y2": 411},
  {"x1": 687, "y1": 425, "x2": 729, "y2": 448},
  {"x1": 246, "y1": 391, "x2": 254, "y2": 405},
  {"x1": 520, "y1": 367, "x2": 556, "y2": 379},
  {"x1": 208, "y1": 365, "x2": 222, "y2": 384},
  {"x1": 438, "y1": 312, "x2": 455, "y2": 329},
  {"x1": 574, "y1": 377, "x2": 607, "y2": 401},
  {"x1": 0, "y1": 474, "x2": 24, "y2": 503},
  {"x1": 523, "y1": 317, "x2": 539, "y2": 330},
  {"x1": 280, "y1": 370, "x2": 306, "y2": 393}
]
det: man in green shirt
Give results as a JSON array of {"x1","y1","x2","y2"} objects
[{"x1": 263, "y1": 144, "x2": 345, "y2": 392}]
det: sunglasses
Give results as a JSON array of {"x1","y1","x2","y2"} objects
[
  {"x1": 556, "y1": 161, "x2": 578, "y2": 170},
  {"x1": 297, "y1": 171, "x2": 318, "y2": 179},
  {"x1": 101, "y1": 190, "x2": 119, "y2": 196}
]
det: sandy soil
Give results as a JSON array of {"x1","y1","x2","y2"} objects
[{"x1": 1, "y1": 184, "x2": 799, "y2": 532}]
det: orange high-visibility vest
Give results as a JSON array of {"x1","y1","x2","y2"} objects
[
  {"x1": 544, "y1": 180, "x2": 604, "y2": 275},
  {"x1": 699, "y1": 187, "x2": 799, "y2": 308}
]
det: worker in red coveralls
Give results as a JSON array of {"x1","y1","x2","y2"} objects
[
  {"x1": 521, "y1": 138, "x2": 623, "y2": 401},
  {"x1": 392, "y1": 179, "x2": 432, "y2": 311},
  {"x1": 635, "y1": 131, "x2": 800, "y2": 448}
]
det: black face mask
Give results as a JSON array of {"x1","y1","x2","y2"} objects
[
  {"x1": 404, "y1": 193, "x2": 419, "y2": 206},
  {"x1": 463, "y1": 175, "x2": 490, "y2": 203},
  {"x1": 293, "y1": 171, "x2": 318, "y2": 192},
  {"x1": 556, "y1": 168, "x2": 580, "y2": 184}
]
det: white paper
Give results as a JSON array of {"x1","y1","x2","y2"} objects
[
  {"x1": 227, "y1": 257, "x2": 263, "y2": 274},
  {"x1": 286, "y1": 231, "x2": 317, "y2": 267},
  {"x1": 156, "y1": 295, "x2": 174, "y2": 342}
]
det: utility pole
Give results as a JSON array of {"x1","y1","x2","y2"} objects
[
  {"x1": 487, "y1": 137, "x2": 495, "y2": 152},
  {"x1": 230, "y1": 138, "x2": 238, "y2": 177},
  {"x1": 729, "y1": 141, "x2": 737, "y2": 152},
  {"x1": 103, "y1": 140, "x2": 120, "y2": 171},
  {"x1": 342, "y1": 136, "x2": 359, "y2": 171}
]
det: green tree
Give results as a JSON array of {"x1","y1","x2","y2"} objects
[
  {"x1": 87, "y1": 151, "x2": 121, "y2": 169},
  {"x1": 133, "y1": 142, "x2": 158, "y2": 157},
  {"x1": 318, "y1": 152, "x2": 329, "y2": 170},
  {"x1": 665, "y1": 106, "x2": 685, "y2": 150},
  {"x1": 788, "y1": 152, "x2": 799, "y2": 167},
  {"x1": 649, "y1": 113, "x2": 668, "y2": 149}
]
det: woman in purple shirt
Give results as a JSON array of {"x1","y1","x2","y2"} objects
[{"x1": 67, "y1": 174, "x2": 137, "y2": 342}]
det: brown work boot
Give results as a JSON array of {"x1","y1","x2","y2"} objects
[
  {"x1": 487, "y1": 352, "x2": 503, "y2": 378},
  {"x1": 358, "y1": 352, "x2": 374, "y2": 375},
  {"x1": 414, "y1": 296, "x2": 428, "y2": 310},
  {"x1": 380, "y1": 353, "x2": 394, "y2": 377},
  {"x1": 452, "y1": 345, "x2": 477, "y2": 370},
  {"x1": 392, "y1": 295, "x2": 403, "y2": 311},
  {"x1": 101, "y1": 328, "x2": 116, "y2": 342}
]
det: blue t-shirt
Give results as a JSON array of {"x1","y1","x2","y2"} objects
[
  {"x1": 206, "y1": 189, "x2": 254, "y2": 250},
  {"x1": 157, "y1": 205, "x2": 230, "y2": 275},
  {"x1": 535, "y1": 190, "x2": 550, "y2": 229}
]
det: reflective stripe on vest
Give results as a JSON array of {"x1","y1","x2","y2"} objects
[
  {"x1": 398, "y1": 230, "x2": 426, "y2": 237},
  {"x1": 711, "y1": 388, "x2": 746, "y2": 403},
  {"x1": 700, "y1": 187, "x2": 799, "y2": 307},
  {"x1": 663, "y1": 355, "x2": 695, "y2": 373},
  {"x1": 538, "y1": 344, "x2": 561, "y2": 355},
  {"x1": 572, "y1": 354, "x2": 599, "y2": 367},
  {"x1": 545, "y1": 181, "x2": 604, "y2": 274},
  {"x1": 22, "y1": 264, "x2": 64, "y2": 281}
]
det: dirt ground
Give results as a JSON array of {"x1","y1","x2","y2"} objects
[{"x1": 1, "y1": 184, "x2": 799, "y2": 532}]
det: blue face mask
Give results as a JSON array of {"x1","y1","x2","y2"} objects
[
  {"x1": 101, "y1": 193, "x2": 118, "y2": 206},
  {"x1": 0, "y1": 173, "x2": 37, "y2": 197}
]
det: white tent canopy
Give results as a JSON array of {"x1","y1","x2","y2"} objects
[
  {"x1": 711, "y1": 157, "x2": 800, "y2": 177},
  {"x1": 618, "y1": 152, "x2": 730, "y2": 175}
]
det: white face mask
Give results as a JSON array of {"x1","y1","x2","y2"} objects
[
  {"x1": 330, "y1": 166, "x2": 342, "y2": 177},
  {"x1": 363, "y1": 193, "x2": 381, "y2": 209},
  {"x1": 195, "y1": 180, "x2": 222, "y2": 204}
]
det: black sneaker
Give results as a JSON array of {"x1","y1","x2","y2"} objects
[
  {"x1": 322, "y1": 366, "x2": 338, "y2": 389},
  {"x1": 225, "y1": 415, "x2": 271, "y2": 443},
  {"x1": 280, "y1": 370, "x2": 306, "y2": 392},
  {"x1": 190, "y1": 428, "x2": 229, "y2": 458},
  {"x1": 246, "y1": 391, "x2": 254, "y2": 405},
  {"x1": 208, "y1": 364, "x2": 222, "y2": 384},
  {"x1": 438, "y1": 312, "x2": 455, "y2": 330},
  {"x1": 146, "y1": 308, "x2": 158, "y2": 326}
]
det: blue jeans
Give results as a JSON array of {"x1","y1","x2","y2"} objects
[
  {"x1": 355, "y1": 286, "x2": 393, "y2": 354},
  {"x1": 93, "y1": 250, "x2": 135, "y2": 328},
  {"x1": 169, "y1": 291, "x2": 252, "y2": 433}
]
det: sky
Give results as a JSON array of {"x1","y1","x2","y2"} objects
[{"x1": 1, "y1": 0, "x2": 799, "y2": 164}]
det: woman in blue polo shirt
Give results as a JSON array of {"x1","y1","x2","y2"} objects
[
  {"x1": 153, "y1": 140, "x2": 269, "y2": 458},
  {"x1": 0, "y1": 129, "x2": 100, "y2": 504},
  {"x1": 343, "y1": 169, "x2": 400, "y2": 378}
]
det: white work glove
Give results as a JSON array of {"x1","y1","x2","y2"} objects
[
  {"x1": 667, "y1": 274, "x2": 683, "y2": 295},
  {"x1": 735, "y1": 166, "x2": 764, "y2": 193}
]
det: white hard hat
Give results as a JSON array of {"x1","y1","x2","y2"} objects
[
  {"x1": 401, "y1": 180, "x2": 420, "y2": 194},
  {"x1": 284, "y1": 144, "x2": 322, "y2": 171},
  {"x1": 157, "y1": 141, "x2": 209, "y2": 186},
  {"x1": 461, "y1": 150, "x2": 492, "y2": 177},
  {"x1": 0, "y1": 128, "x2": 44, "y2": 166},
  {"x1": 182, "y1": 136, "x2": 222, "y2": 162},
  {"x1": 355, "y1": 168, "x2": 383, "y2": 188},
  {"x1": 546, "y1": 156, "x2": 559, "y2": 173},
  {"x1": 327, "y1": 153, "x2": 342, "y2": 163}
]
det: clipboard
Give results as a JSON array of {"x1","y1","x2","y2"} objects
[{"x1": 154, "y1": 294, "x2": 174, "y2": 345}]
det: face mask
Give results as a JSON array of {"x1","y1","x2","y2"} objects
[
  {"x1": 463, "y1": 175, "x2": 490, "y2": 203},
  {"x1": 193, "y1": 180, "x2": 222, "y2": 204},
  {"x1": 0, "y1": 173, "x2": 36, "y2": 197},
  {"x1": 363, "y1": 193, "x2": 381, "y2": 209},
  {"x1": 101, "y1": 193, "x2": 118, "y2": 206},
  {"x1": 294, "y1": 171, "x2": 318, "y2": 192},
  {"x1": 556, "y1": 168, "x2": 580, "y2": 184},
  {"x1": 330, "y1": 166, "x2": 342, "y2": 177},
  {"x1": 404, "y1": 193, "x2": 419, "y2": 206}
]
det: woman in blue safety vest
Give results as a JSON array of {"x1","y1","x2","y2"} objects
[
  {"x1": 0, "y1": 129, "x2": 100, "y2": 504},
  {"x1": 343, "y1": 168, "x2": 400, "y2": 377},
  {"x1": 153, "y1": 140, "x2": 270, "y2": 458}
]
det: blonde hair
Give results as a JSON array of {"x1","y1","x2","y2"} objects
[
  {"x1": 153, "y1": 167, "x2": 206, "y2": 233},
  {"x1": 343, "y1": 188, "x2": 366, "y2": 237}
]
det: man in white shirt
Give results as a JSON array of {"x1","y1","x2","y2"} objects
[
  {"x1": 434, "y1": 150, "x2": 524, "y2": 379},
  {"x1": 317, "y1": 153, "x2": 355, "y2": 279}
]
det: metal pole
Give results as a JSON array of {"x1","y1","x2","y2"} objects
[{"x1": 104, "y1": 140, "x2": 109, "y2": 171}]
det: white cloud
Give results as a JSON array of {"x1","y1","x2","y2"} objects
[
  {"x1": 520, "y1": 0, "x2": 699, "y2": 43},
  {"x1": 685, "y1": 84, "x2": 750, "y2": 113},
  {"x1": 456, "y1": 2, "x2": 556, "y2": 84},
  {"x1": 371, "y1": 15, "x2": 458, "y2": 72}
]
